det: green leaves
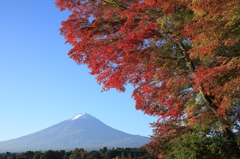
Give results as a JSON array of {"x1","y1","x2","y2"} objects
[{"x1": 166, "y1": 132, "x2": 240, "y2": 159}]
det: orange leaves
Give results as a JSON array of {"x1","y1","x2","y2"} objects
[
  {"x1": 194, "y1": 62, "x2": 240, "y2": 116},
  {"x1": 185, "y1": 0, "x2": 240, "y2": 58}
]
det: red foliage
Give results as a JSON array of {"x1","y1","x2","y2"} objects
[{"x1": 55, "y1": 0, "x2": 240, "y2": 157}]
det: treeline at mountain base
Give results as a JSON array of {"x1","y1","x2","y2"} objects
[{"x1": 0, "y1": 147, "x2": 157, "y2": 159}]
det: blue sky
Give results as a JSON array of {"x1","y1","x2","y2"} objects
[{"x1": 0, "y1": 1, "x2": 157, "y2": 142}]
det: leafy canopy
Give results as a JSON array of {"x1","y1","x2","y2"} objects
[{"x1": 55, "y1": 0, "x2": 240, "y2": 158}]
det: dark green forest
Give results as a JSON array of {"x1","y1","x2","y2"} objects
[{"x1": 0, "y1": 147, "x2": 156, "y2": 159}]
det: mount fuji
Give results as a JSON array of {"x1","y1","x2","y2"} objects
[{"x1": 0, "y1": 113, "x2": 150, "y2": 152}]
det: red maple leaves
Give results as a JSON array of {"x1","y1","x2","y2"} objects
[{"x1": 55, "y1": 0, "x2": 240, "y2": 157}]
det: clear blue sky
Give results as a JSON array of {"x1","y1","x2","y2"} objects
[{"x1": 0, "y1": 1, "x2": 157, "y2": 142}]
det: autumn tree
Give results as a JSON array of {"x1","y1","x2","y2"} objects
[{"x1": 55, "y1": 0, "x2": 240, "y2": 158}]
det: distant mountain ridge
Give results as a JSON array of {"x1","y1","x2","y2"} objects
[{"x1": 0, "y1": 113, "x2": 149, "y2": 152}]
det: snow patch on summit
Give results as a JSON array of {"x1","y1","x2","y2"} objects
[{"x1": 69, "y1": 113, "x2": 88, "y2": 121}]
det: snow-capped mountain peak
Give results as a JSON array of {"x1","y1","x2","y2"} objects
[
  {"x1": 69, "y1": 113, "x2": 90, "y2": 121},
  {"x1": 0, "y1": 113, "x2": 149, "y2": 152}
]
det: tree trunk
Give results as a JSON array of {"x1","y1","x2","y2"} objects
[{"x1": 175, "y1": 40, "x2": 240, "y2": 155}]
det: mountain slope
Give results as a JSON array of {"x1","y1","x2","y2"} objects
[{"x1": 0, "y1": 113, "x2": 149, "y2": 152}]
